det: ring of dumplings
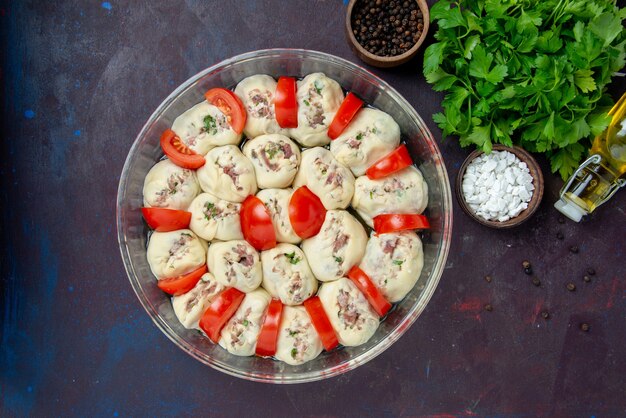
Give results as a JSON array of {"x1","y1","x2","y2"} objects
[{"x1": 142, "y1": 73, "x2": 429, "y2": 365}]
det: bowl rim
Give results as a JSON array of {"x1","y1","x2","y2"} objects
[
  {"x1": 345, "y1": 0, "x2": 430, "y2": 65},
  {"x1": 455, "y1": 145, "x2": 544, "y2": 228},
  {"x1": 116, "y1": 48, "x2": 452, "y2": 383}
]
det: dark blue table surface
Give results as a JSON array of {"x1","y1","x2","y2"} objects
[{"x1": 2, "y1": 1, "x2": 625, "y2": 417}]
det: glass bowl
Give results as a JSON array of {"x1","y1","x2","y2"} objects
[{"x1": 117, "y1": 49, "x2": 452, "y2": 384}]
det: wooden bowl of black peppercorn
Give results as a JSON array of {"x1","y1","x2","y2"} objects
[{"x1": 346, "y1": 0, "x2": 429, "y2": 68}]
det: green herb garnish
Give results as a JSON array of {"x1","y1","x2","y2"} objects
[
  {"x1": 303, "y1": 99, "x2": 310, "y2": 106},
  {"x1": 291, "y1": 348, "x2": 298, "y2": 359},
  {"x1": 355, "y1": 133, "x2": 363, "y2": 140},
  {"x1": 288, "y1": 330, "x2": 299, "y2": 337},
  {"x1": 423, "y1": 0, "x2": 626, "y2": 180},
  {"x1": 371, "y1": 127, "x2": 377, "y2": 134},
  {"x1": 168, "y1": 181, "x2": 179, "y2": 195},
  {"x1": 314, "y1": 80, "x2": 323, "y2": 95},
  {"x1": 334, "y1": 256, "x2": 343, "y2": 263},
  {"x1": 265, "y1": 143, "x2": 279, "y2": 159},
  {"x1": 204, "y1": 202, "x2": 218, "y2": 220},
  {"x1": 369, "y1": 191, "x2": 374, "y2": 199},
  {"x1": 284, "y1": 252, "x2": 301, "y2": 264},
  {"x1": 393, "y1": 260, "x2": 404, "y2": 266},
  {"x1": 203, "y1": 114, "x2": 217, "y2": 135},
  {"x1": 242, "y1": 319, "x2": 249, "y2": 327}
]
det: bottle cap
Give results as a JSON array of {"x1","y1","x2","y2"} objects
[{"x1": 554, "y1": 199, "x2": 587, "y2": 222}]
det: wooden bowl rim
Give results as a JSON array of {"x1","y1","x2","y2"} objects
[
  {"x1": 345, "y1": 0, "x2": 430, "y2": 65},
  {"x1": 455, "y1": 145, "x2": 545, "y2": 229}
]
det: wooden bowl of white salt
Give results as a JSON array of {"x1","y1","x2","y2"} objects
[{"x1": 456, "y1": 145, "x2": 544, "y2": 229}]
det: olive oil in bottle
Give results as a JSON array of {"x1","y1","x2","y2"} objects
[{"x1": 555, "y1": 92, "x2": 626, "y2": 221}]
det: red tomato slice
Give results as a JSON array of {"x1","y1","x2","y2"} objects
[
  {"x1": 328, "y1": 92, "x2": 364, "y2": 139},
  {"x1": 373, "y1": 214, "x2": 430, "y2": 234},
  {"x1": 275, "y1": 76, "x2": 298, "y2": 128},
  {"x1": 288, "y1": 186, "x2": 326, "y2": 239},
  {"x1": 366, "y1": 144, "x2": 413, "y2": 180},
  {"x1": 347, "y1": 266, "x2": 391, "y2": 317},
  {"x1": 303, "y1": 296, "x2": 339, "y2": 351},
  {"x1": 255, "y1": 299, "x2": 284, "y2": 357},
  {"x1": 199, "y1": 287, "x2": 246, "y2": 343},
  {"x1": 240, "y1": 195, "x2": 276, "y2": 251},
  {"x1": 157, "y1": 264, "x2": 207, "y2": 296},
  {"x1": 204, "y1": 88, "x2": 246, "y2": 134},
  {"x1": 141, "y1": 207, "x2": 191, "y2": 232},
  {"x1": 160, "y1": 129, "x2": 206, "y2": 169}
]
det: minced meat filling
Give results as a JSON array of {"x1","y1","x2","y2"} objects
[
  {"x1": 228, "y1": 307, "x2": 253, "y2": 347},
  {"x1": 304, "y1": 82, "x2": 325, "y2": 128},
  {"x1": 154, "y1": 170, "x2": 191, "y2": 205},
  {"x1": 248, "y1": 89, "x2": 273, "y2": 118},
  {"x1": 336, "y1": 289, "x2": 364, "y2": 330},
  {"x1": 233, "y1": 244, "x2": 255, "y2": 267},
  {"x1": 251, "y1": 141, "x2": 293, "y2": 172},
  {"x1": 203, "y1": 200, "x2": 239, "y2": 222},
  {"x1": 185, "y1": 281, "x2": 219, "y2": 312},
  {"x1": 285, "y1": 318, "x2": 311, "y2": 362}
]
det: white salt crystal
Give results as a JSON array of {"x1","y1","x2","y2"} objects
[
  {"x1": 519, "y1": 189, "x2": 531, "y2": 201},
  {"x1": 483, "y1": 160, "x2": 498, "y2": 172}
]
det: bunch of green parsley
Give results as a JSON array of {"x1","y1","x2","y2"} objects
[{"x1": 424, "y1": 0, "x2": 626, "y2": 179}]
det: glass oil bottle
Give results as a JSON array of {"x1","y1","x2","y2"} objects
[{"x1": 555, "y1": 92, "x2": 626, "y2": 222}]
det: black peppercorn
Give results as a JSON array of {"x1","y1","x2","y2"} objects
[
  {"x1": 583, "y1": 275, "x2": 591, "y2": 283},
  {"x1": 570, "y1": 246, "x2": 579, "y2": 254},
  {"x1": 541, "y1": 311, "x2": 550, "y2": 319},
  {"x1": 567, "y1": 283, "x2": 576, "y2": 292},
  {"x1": 532, "y1": 277, "x2": 541, "y2": 287},
  {"x1": 484, "y1": 304, "x2": 493, "y2": 312},
  {"x1": 580, "y1": 323, "x2": 590, "y2": 332},
  {"x1": 587, "y1": 268, "x2": 596, "y2": 276}
]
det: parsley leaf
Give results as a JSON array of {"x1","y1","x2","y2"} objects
[
  {"x1": 203, "y1": 114, "x2": 217, "y2": 135},
  {"x1": 424, "y1": 42, "x2": 447, "y2": 74},
  {"x1": 314, "y1": 80, "x2": 323, "y2": 95},
  {"x1": 574, "y1": 69, "x2": 597, "y2": 93},
  {"x1": 589, "y1": 12, "x2": 623, "y2": 47},
  {"x1": 265, "y1": 143, "x2": 279, "y2": 159},
  {"x1": 204, "y1": 202, "x2": 218, "y2": 220},
  {"x1": 284, "y1": 252, "x2": 301, "y2": 264},
  {"x1": 468, "y1": 45, "x2": 508, "y2": 84}
]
